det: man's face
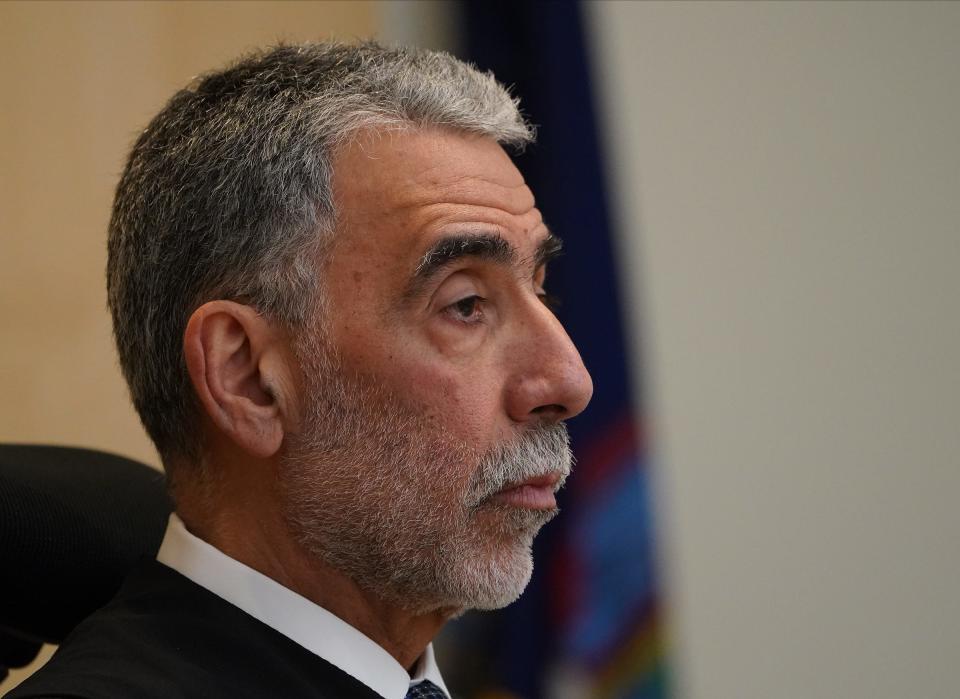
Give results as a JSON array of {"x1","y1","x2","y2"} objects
[{"x1": 280, "y1": 127, "x2": 593, "y2": 614}]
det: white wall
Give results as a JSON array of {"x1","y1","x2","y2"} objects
[{"x1": 587, "y1": 2, "x2": 960, "y2": 698}]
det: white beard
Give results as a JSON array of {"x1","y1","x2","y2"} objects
[{"x1": 279, "y1": 336, "x2": 573, "y2": 615}]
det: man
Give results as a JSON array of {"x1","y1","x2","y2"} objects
[{"x1": 10, "y1": 42, "x2": 591, "y2": 699}]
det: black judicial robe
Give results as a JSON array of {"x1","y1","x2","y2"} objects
[{"x1": 7, "y1": 560, "x2": 382, "y2": 699}]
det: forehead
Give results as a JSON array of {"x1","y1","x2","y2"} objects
[{"x1": 329, "y1": 127, "x2": 544, "y2": 266}]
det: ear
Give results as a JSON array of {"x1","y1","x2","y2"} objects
[{"x1": 183, "y1": 301, "x2": 296, "y2": 459}]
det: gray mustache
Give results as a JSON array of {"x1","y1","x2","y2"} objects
[{"x1": 466, "y1": 424, "x2": 573, "y2": 507}]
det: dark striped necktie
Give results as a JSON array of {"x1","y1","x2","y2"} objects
[{"x1": 405, "y1": 679, "x2": 447, "y2": 699}]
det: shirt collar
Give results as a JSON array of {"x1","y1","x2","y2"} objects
[{"x1": 156, "y1": 514, "x2": 449, "y2": 699}]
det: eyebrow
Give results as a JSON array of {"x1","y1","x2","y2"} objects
[
  {"x1": 533, "y1": 232, "x2": 564, "y2": 269},
  {"x1": 406, "y1": 231, "x2": 563, "y2": 299}
]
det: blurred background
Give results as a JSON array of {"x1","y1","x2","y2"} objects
[{"x1": 2, "y1": 2, "x2": 959, "y2": 698}]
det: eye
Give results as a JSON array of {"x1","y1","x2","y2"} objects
[
  {"x1": 445, "y1": 295, "x2": 486, "y2": 323},
  {"x1": 538, "y1": 291, "x2": 562, "y2": 312}
]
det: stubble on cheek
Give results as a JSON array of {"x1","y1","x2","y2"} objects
[{"x1": 281, "y1": 329, "x2": 573, "y2": 611}]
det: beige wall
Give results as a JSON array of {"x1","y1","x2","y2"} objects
[
  {"x1": 587, "y1": 2, "x2": 960, "y2": 698},
  {"x1": 0, "y1": 0, "x2": 377, "y2": 464},
  {"x1": 0, "y1": 2, "x2": 378, "y2": 692}
]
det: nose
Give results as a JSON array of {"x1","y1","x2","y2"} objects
[{"x1": 504, "y1": 300, "x2": 593, "y2": 425}]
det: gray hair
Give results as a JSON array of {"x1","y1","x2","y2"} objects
[{"x1": 107, "y1": 41, "x2": 534, "y2": 467}]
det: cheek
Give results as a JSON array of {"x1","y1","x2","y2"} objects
[{"x1": 399, "y1": 359, "x2": 503, "y2": 433}]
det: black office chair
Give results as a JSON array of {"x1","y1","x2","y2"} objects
[{"x1": 0, "y1": 445, "x2": 172, "y2": 682}]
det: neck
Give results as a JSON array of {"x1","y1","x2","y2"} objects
[{"x1": 176, "y1": 484, "x2": 449, "y2": 670}]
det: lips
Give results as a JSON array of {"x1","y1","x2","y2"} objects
[{"x1": 491, "y1": 472, "x2": 563, "y2": 510}]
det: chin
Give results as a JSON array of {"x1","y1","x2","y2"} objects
[
  {"x1": 450, "y1": 503, "x2": 563, "y2": 610},
  {"x1": 436, "y1": 536, "x2": 537, "y2": 614},
  {"x1": 469, "y1": 550, "x2": 535, "y2": 610}
]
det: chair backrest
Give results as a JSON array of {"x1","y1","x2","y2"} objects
[{"x1": 0, "y1": 444, "x2": 172, "y2": 680}]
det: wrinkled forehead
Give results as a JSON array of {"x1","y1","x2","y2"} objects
[{"x1": 328, "y1": 126, "x2": 544, "y2": 272}]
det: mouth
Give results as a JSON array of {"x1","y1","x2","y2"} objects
[{"x1": 490, "y1": 472, "x2": 563, "y2": 510}]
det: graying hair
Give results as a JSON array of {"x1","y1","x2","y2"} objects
[{"x1": 107, "y1": 41, "x2": 534, "y2": 467}]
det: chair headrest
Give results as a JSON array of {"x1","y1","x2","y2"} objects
[{"x1": 0, "y1": 444, "x2": 172, "y2": 647}]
